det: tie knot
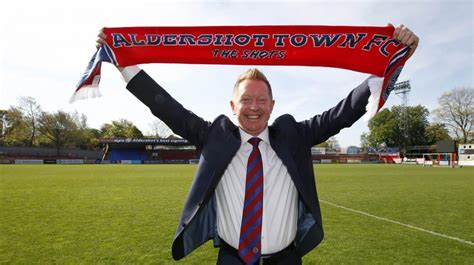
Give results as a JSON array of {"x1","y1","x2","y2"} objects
[{"x1": 248, "y1": 137, "x2": 261, "y2": 147}]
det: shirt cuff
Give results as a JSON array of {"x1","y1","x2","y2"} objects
[{"x1": 120, "y1": 65, "x2": 141, "y2": 83}]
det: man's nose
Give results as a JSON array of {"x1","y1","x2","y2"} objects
[{"x1": 249, "y1": 100, "x2": 258, "y2": 110}]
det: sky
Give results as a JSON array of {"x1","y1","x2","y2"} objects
[{"x1": 0, "y1": 0, "x2": 473, "y2": 147}]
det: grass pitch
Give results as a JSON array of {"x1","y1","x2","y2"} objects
[{"x1": 1, "y1": 164, "x2": 473, "y2": 264}]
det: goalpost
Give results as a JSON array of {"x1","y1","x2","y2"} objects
[{"x1": 422, "y1": 153, "x2": 455, "y2": 167}]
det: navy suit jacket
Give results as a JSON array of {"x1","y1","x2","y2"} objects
[{"x1": 126, "y1": 70, "x2": 371, "y2": 260}]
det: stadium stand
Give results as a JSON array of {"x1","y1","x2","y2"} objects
[{"x1": 100, "y1": 138, "x2": 197, "y2": 164}]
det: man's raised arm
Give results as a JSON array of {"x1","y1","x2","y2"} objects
[
  {"x1": 95, "y1": 29, "x2": 211, "y2": 148},
  {"x1": 303, "y1": 24, "x2": 419, "y2": 146}
]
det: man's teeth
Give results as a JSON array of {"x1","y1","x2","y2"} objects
[{"x1": 247, "y1": 115, "x2": 259, "y2": 119}]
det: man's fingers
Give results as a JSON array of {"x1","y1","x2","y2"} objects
[
  {"x1": 396, "y1": 25, "x2": 408, "y2": 41},
  {"x1": 408, "y1": 36, "x2": 419, "y2": 57},
  {"x1": 95, "y1": 38, "x2": 106, "y2": 48},
  {"x1": 393, "y1": 24, "x2": 404, "y2": 39},
  {"x1": 98, "y1": 31, "x2": 106, "y2": 39},
  {"x1": 393, "y1": 24, "x2": 417, "y2": 45},
  {"x1": 96, "y1": 28, "x2": 107, "y2": 49},
  {"x1": 406, "y1": 35, "x2": 419, "y2": 47},
  {"x1": 401, "y1": 33, "x2": 412, "y2": 45},
  {"x1": 391, "y1": 23, "x2": 419, "y2": 59}
]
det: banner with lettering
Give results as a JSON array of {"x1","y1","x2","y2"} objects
[{"x1": 73, "y1": 25, "x2": 410, "y2": 119}]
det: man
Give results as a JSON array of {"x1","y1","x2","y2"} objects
[{"x1": 97, "y1": 24, "x2": 418, "y2": 264}]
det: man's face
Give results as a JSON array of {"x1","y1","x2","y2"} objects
[{"x1": 230, "y1": 79, "x2": 275, "y2": 136}]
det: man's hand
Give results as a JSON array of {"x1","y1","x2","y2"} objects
[
  {"x1": 95, "y1": 28, "x2": 124, "y2": 71},
  {"x1": 391, "y1": 24, "x2": 419, "y2": 59},
  {"x1": 96, "y1": 28, "x2": 107, "y2": 49}
]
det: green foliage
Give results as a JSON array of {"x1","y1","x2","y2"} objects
[
  {"x1": 1, "y1": 164, "x2": 473, "y2": 264},
  {"x1": 77, "y1": 128, "x2": 101, "y2": 150},
  {"x1": 73, "y1": 114, "x2": 101, "y2": 150},
  {"x1": 1, "y1": 98, "x2": 143, "y2": 150},
  {"x1": 425, "y1": 123, "x2": 451, "y2": 145},
  {"x1": 392, "y1": 105, "x2": 430, "y2": 146},
  {"x1": 38, "y1": 110, "x2": 79, "y2": 151},
  {"x1": 100, "y1": 119, "x2": 144, "y2": 138},
  {"x1": 366, "y1": 108, "x2": 399, "y2": 147},
  {"x1": 365, "y1": 105, "x2": 432, "y2": 148},
  {"x1": 1, "y1": 107, "x2": 31, "y2": 146},
  {"x1": 315, "y1": 141, "x2": 329, "y2": 148}
]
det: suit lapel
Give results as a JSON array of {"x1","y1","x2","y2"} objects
[{"x1": 204, "y1": 121, "x2": 241, "y2": 200}]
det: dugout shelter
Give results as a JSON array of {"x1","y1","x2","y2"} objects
[{"x1": 100, "y1": 138, "x2": 197, "y2": 164}]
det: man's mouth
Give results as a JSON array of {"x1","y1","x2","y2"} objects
[{"x1": 246, "y1": 115, "x2": 260, "y2": 120}]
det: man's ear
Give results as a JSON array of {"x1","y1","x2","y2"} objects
[{"x1": 230, "y1": 100, "x2": 235, "y2": 114}]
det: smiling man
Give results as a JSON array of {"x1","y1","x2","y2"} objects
[
  {"x1": 231, "y1": 70, "x2": 275, "y2": 136},
  {"x1": 97, "y1": 24, "x2": 418, "y2": 265}
]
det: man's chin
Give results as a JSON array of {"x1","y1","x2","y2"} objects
[{"x1": 241, "y1": 125, "x2": 266, "y2": 136}]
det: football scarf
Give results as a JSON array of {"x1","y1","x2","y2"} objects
[{"x1": 73, "y1": 25, "x2": 411, "y2": 119}]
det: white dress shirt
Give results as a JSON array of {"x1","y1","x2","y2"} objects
[
  {"x1": 121, "y1": 66, "x2": 298, "y2": 254},
  {"x1": 121, "y1": 65, "x2": 142, "y2": 83},
  {"x1": 216, "y1": 128, "x2": 298, "y2": 254}
]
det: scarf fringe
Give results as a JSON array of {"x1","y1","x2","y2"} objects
[{"x1": 69, "y1": 75, "x2": 102, "y2": 103}]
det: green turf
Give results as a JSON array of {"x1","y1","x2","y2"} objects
[{"x1": 0, "y1": 164, "x2": 473, "y2": 264}]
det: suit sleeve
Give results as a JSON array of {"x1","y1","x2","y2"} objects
[
  {"x1": 302, "y1": 77, "x2": 371, "y2": 146},
  {"x1": 126, "y1": 70, "x2": 210, "y2": 149}
]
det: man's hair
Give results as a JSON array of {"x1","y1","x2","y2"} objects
[{"x1": 233, "y1": 68, "x2": 273, "y2": 99}]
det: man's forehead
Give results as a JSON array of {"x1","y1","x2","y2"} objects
[{"x1": 237, "y1": 80, "x2": 270, "y2": 93}]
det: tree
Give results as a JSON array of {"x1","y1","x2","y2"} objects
[
  {"x1": 392, "y1": 105, "x2": 430, "y2": 147},
  {"x1": 38, "y1": 110, "x2": 79, "y2": 154},
  {"x1": 72, "y1": 113, "x2": 101, "y2": 150},
  {"x1": 74, "y1": 127, "x2": 101, "y2": 150},
  {"x1": 424, "y1": 123, "x2": 451, "y2": 145},
  {"x1": 100, "y1": 119, "x2": 143, "y2": 138},
  {"x1": 363, "y1": 105, "x2": 430, "y2": 149},
  {"x1": 2, "y1": 98, "x2": 101, "y2": 150},
  {"x1": 1, "y1": 107, "x2": 30, "y2": 146},
  {"x1": 360, "y1": 132, "x2": 375, "y2": 151},
  {"x1": 365, "y1": 108, "x2": 398, "y2": 147},
  {"x1": 147, "y1": 119, "x2": 173, "y2": 138},
  {"x1": 314, "y1": 136, "x2": 339, "y2": 149},
  {"x1": 314, "y1": 141, "x2": 329, "y2": 148},
  {"x1": 433, "y1": 87, "x2": 473, "y2": 143},
  {"x1": 0, "y1": 110, "x2": 8, "y2": 144},
  {"x1": 18, "y1": 97, "x2": 42, "y2": 146}
]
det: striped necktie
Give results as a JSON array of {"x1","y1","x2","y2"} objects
[{"x1": 238, "y1": 137, "x2": 264, "y2": 264}]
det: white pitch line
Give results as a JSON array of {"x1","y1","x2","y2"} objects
[{"x1": 320, "y1": 200, "x2": 474, "y2": 247}]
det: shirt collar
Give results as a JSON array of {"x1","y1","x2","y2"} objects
[{"x1": 239, "y1": 127, "x2": 270, "y2": 146}]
